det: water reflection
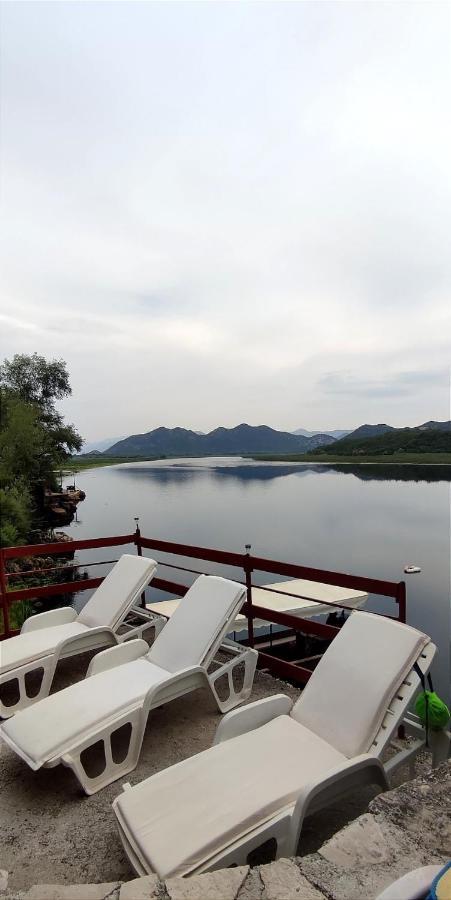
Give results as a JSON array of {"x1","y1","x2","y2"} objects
[
  {"x1": 66, "y1": 458, "x2": 451, "y2": 701},
  {"x1": 115, "y1": 460, "x2": 451, "y2": 485}
]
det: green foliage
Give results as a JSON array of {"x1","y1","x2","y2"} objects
[
  {"x1": 0, "y1": 483, "x2": 32, "y2": 547},
  {"x1": 313, "y1": 427, "x2": 451, "y2": 457},
  {"x1": 0, "y1": 353, "x2": 72, "y2": 412},
  {"x1": 0, "y1": 353, "x2": 82, "y2": 545},
  {"x1": 9, "y1": 600, "x2": 35, "y2": 631}
]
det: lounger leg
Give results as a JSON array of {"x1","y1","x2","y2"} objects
[
  {"x1": 208, "y1": 647, "x2": 258, "y2": 713},
  {"x1": 0, "y1": 657, "x2": 56, "y2": 718},
  {"x1": 61, "y1": 707, "x2": 149, "y2": 795}
]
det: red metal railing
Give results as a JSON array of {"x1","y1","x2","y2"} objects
[{"x1": 0, "y1": 528, "x2": 407, "y2": 685}]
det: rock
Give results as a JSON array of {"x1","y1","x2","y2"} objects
[
  {"x1": 235, "y1": 869, "x2": 263, "y2": 900},
  {"x1": 119, "y1": 876, "x2": 161, "y2": 900},
  {"x1": 166, "y1": 867, "x2": 249, "y2": 900},
  {"x1": 20, "y1": 885, "x2": 120, "y2": 900},
  {"x1": 369, "y1": 760, "x2": 451, "y2": 858},
  {"x1": 259, "y1": 859, "x2": 326, "y2": 899},
  {"x1": 299, "y1": 761, "x2": 451, "y2": 900},
  {"x1": 0, "y1": 871, "x2": 8, "y2": 894},
  {"x1": 318, "y1": 814, "x2": 390, "y2": 868}
]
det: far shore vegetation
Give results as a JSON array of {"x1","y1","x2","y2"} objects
[
  {"x1": 253, "y1": 452, "x2": 451, "y2": 464},
  {"x1": 66, "y1": 451, "x2": 451, "y2": 472}
]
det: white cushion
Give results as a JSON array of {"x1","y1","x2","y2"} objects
[
  {"x1": 291, "y1": 612, "x2": 429, "y2": 758},
  {"x1": 78, "y1": 555, "x2": 157, "y2": 630},
  {"x1": 113, "y1": 714, "x2": 345, "y2": 879},
  {"x1": 148, "y1": 576, "x2": 245, "y2": 673},
  {"x1": 1, "y1": 659, "x2": 168, "y2": 766},
  {"x1": 0, "y1": 622, "x2": 90, "y2": 674}
]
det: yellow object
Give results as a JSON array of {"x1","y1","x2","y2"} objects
[{"x1": 436, "y1": 867, "x2": 451, "y2": 900}]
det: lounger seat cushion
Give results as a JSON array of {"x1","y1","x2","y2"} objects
[
  {"x1": 0, "y1": 623, "x2": 91, "y2": 674},
  {"x1": 113, "y1": 714, "x2": 346, "y2": 879},
  {"x1": 1, "y1": 659, "x2": 169, "y2": 767}
]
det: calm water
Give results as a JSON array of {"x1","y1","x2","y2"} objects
[{"x1": 64, "y1": 458, "x2": 451, "y2": 701}]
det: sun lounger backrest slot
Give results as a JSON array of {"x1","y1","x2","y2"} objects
[
  {"x1": 290, "y1": 612, "x2": 429, "y2": 758},
  {"x1": 77, "y1": 555, "x2": 157, "y2": 630},
  {"x1": 147, "y1": 576, "x2": 246, "y2": 673}
]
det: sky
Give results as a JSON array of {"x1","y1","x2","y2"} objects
[{"x1": 1, "y1": 1, "x2": 450, "y2": 443}]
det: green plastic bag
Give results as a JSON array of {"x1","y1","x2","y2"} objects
[{"x1": 415, "y1": 690, "x2": 450, "y2": 730}]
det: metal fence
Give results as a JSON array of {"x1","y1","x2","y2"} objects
[{"x1": 0, "y1": 526, "x2": 406, "y2": 685}]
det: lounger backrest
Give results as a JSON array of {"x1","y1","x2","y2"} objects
[
  {"x1": 77, "y1": 555, "x2": 157, "y2": 630},
  {"x1": 291, "y1": 612, "x2": 429, "y2": 758},
  {"x1": 147, "y1": 575, "x2": 246, "y2": 673}
]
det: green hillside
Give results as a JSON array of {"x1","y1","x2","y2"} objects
[{"x1": 313, "y1": 426, "x2": 451, "y2": 457}]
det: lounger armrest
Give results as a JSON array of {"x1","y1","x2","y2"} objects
[
  {"x1": 292, "y1": 753, "x2": 389, "y2": 826},
  {"x1": 87, "y1": 639, "x2": 149, "y2": 677},
  {"x1": 213, "y1": 694, "x2": 293, "y2": 745},
  {"x1": 21, "y1": 607, "x2": 77, "y2": 633}
]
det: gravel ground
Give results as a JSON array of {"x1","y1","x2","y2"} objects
[{"x1": 0, "y1": 660, "x2": 421, "y2": 893}]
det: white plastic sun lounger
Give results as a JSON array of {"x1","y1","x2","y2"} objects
[
  {"x1": 112, "y1": 612, "x2": 436, "y2": 880},
  {"x1": 0, "y1": 554, "x2": 159, "y2": 718},
  {"x1": 0, "y1": 575, "x2": 257, "y2": 794}
]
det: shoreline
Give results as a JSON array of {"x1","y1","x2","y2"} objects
[{"x1": 64, "y1": 453, "x2": 451, "y2": 472}]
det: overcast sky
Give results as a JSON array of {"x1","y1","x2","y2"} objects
[{"x1": 1, "y1": 1, "x2": 450, "y2": 442}]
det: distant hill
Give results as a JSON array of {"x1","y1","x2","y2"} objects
[
  {"x1": 293, "y1": 427, "x2": 351, "y2": 439},
  {"x1": 417, "y1": 420, "x2": 451, "y2": 432},
  {"x1": 104, "y1": 424, "x2": 337, "y2": 457},
  {"x1": 82, "y1": 436, "x2": 126, "y2": 453},
  {"x1": 314, "y1": 422, "x2": 451, "y2": 457},
  {"x1": 345, "y1": 423, "x2": 396, "y2": 440}
]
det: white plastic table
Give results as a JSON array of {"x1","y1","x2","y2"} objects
[{"x1": 147, "y1": 578, "x2": 368, "y2": 633}]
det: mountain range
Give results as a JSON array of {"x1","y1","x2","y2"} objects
[
  {"x1": 102, "y1": 424, "x2": 337, "y2": 456},
  {"x1": 79, "y1": 420, "x2": 450, "y2": 458}
]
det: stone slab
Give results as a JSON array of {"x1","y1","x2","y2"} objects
[
  {"x1": 166, "y1": 867, "x2": 249, "y2": 900},
  {"x1": 319, "y1": 814, "x2": 390, "y2": 869},
  {"x1": 0, "y1": 872, "x2": 8, "y2": 894},
  {"x1": 300, "y1": 761, "x2": 451, "y2": 900},
  {"x1": 20, "y1": 884, "x2": 120, "y2": 900},
  {"x1": 259, "y1": 859, "x2": 326, "y2": 899},
  {"x1": 119, "y1": 875, "x2": 161, "y2": 900}
]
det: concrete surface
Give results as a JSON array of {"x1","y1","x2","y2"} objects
[
  {"x1": 1, "y1": 653, "x2": 449, "y2": 900},
  {"x1": 2, "y1": 762, "x2": 449, "y2": 898},
  {"x1": 0, "y1": 665, "x2": 299, "y2": 893}
]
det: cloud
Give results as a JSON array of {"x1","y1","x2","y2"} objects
[
  {"x1": 0, "y1": 1, "x2": 450, "y2": 438},
  {"x1": 319, "y1": 369, "x2": 449, "y2": 400}
]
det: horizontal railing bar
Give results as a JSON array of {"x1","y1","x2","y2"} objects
[
  {"x1": 242, "y1": 603, "x2": 340, "y2": 639},
  {"x1": 139, "y1": 537, "x2": 401, "y2": 598},
  {"x1": 6, "y1": 577, "x2": 103, "y2": 603},
  {"x1": 258, "y1": 652, "x2": 312, "y2": 684},
  {"x1": 2, "y1": 534, "x2": 136, "y2": 559},
  {"x1": 151, "y1": 577, "x2": 189, "y2": 596},
  {"x1": 138, "y1": 537, "x2": 246, "y2": 568},
  {"x1": 5, "y1": 558, "x2": 121, "y2": 579},
  {"x1": 247, "y1": 554, "x2": 401, "y2": 598}
]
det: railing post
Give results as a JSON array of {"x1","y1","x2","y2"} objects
[
  {"x1": 0, "y1": 548, "x2": 11, "y2": 639},
  {"x1": 244, "y1": 544, "x2": 254, "y2": 649},
  {"x1": 134, "y1": 518, "x2": 147, "y2": 609},
  {"x1": 397, "y1": 581, "x2": 406, "y2": 624}
]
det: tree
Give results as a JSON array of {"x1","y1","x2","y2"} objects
[
  {"x1": 0, "y1": 354, "x2": 83, "y2": 545},
  {"x1": 0, "y1": 353, "x2": 72, "y2": 412}
]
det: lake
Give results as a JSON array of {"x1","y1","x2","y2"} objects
[{"x1": 63, "y1": 458, "x2": 451, "y2": 702}]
